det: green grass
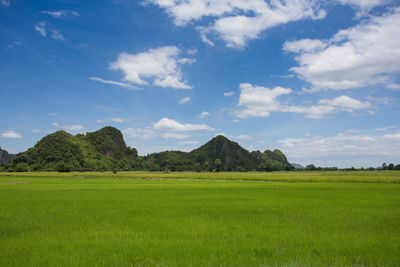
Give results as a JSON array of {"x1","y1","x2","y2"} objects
[
  {"x1": 1, "y1": 172, "x2": 399, "y2": 266},
  {"x1": 1, "y1": 170, "x2": 400, "y2": 183}
]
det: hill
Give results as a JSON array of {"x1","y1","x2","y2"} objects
[
  {"x1": 145, "y1": 135, "x2": 293, "y2": 172},
  {"x1": 6, "y1": 127, "x2": 140, "y2": 172},
  {"x1": 0, "y1": 147, "x2": 16, "y2": 164},
  {"x1": 4, "y1": 129, "x2": 293, "y2": 172}
]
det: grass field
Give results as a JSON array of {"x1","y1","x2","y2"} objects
[{"x1": 1, "y1": 171, "x2": 400, "y2": 266}]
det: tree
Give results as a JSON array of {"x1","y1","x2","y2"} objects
[
  {"x1": 388, "y1": 163, "x2": 394, "y2": 170},
  {"x1": 258, "y1": 163, "x2": 265, "y2": 171},
  {"x1": 306, "y1": 164, "x2": 317, "y2": 171},
  {"x1": 214, "y1": 158, "x2": 222, "y2": 172},
  {"x1": 382, "y1": 162, "x2": 387, "y2": 170},
  {"x1": 203, "y1": 160, "x2": 209, "y2": 171}
]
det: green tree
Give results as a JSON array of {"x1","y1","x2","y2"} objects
[
  {"x1": 203, "y1": 160, "x2": 209, "y2": 171},
  {"x1": 214, "y1": 158, "x2": 222, "y2": 172},
  {"x1": 258, "y1": 163, "x2": 265, "y2": 171}
]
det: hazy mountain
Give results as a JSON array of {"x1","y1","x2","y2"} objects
[{"x1": 0, "y1": 147, "x2": 16, "y2": 164}]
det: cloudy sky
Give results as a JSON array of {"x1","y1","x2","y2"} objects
[{"x1": 1, "y1": 0, "x2": 400, "y2": 168}]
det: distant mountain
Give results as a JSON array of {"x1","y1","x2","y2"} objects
[
  {"x1": 145, "y1": 135, "x2": 294, "y2": 172},
  {"x1": 291, "y1": 163, "x2": 305, "y2": 169},
  {"x1": 0, "y1": 147, "x2": 16, "y2": 164},
  {"x1": 4, "y1": 129, "x2": 293, "y2": 172}
]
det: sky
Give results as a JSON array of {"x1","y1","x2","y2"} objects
[{"x1": 1, "y1": 0, "x2": 400, "y2": 168}]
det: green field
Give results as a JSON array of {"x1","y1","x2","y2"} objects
[{"x1": 1, "y1": 171, "x2": 400, "y2": 266}]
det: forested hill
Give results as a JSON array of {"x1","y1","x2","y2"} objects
[
  {"x1": 2, "y1": 127, "x2": 293, "y2": 172},
  {"x1": 145, "y1": 135, "x2": 294, "y2": 171}
]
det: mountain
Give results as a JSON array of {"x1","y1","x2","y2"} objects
[
  {"x1": 190, "y1": 135, "x2": 258, "y2": 171},
  {"x1": 145, "y1": 135, "x2": 294, "y2": 172},
  {"x1": 6, "y1": 127, "x2": 140, "y2": 172},
  {"x1": 4, "y1": 129, "x2": 293, "y2": 172},
  {"x1": 291, "y1": 163, "x2": 305, "y2": 169},
  {"x1": 0, "y1": 147, "x2": 16, "y2": 164}
]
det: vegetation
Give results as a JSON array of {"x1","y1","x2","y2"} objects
[
  {"x1": 4, "y1": 127, "x2": 140, "y2": 172},
  {"x1": 1, "y1": 128, "x2": 293, "y2": 172},
  {"x1": 144, "y1": 135, "x2": 294, "y2": 172},
  {"x1": 0, "y1": 172, "x2": 399, "y2": 266}
]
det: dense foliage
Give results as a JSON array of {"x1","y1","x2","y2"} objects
[
  {"x1": 4, "y1": 127, "x2": 140, "y2": 172},
  {"x1": 144, "y1": 135, "x2": 294, "y2": 172},
  {"x1": 1, "y1": 128, "x2": 293, "y2": 172}
]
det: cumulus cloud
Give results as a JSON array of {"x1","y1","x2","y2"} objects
[
  {"x1": 279, "y1": 130, "x2": 400, "y2": 167},
  {"x1": 153, "y1": 117, "x2": 214, "y2": 131},
  {"x1": 197, "y1": 111, "x2": 210, "y2": 118},
  {"x1": 284, "y1": 8, "x2": 400, "y2": 91},
  {"x1": 89, "y1": 77, "x2": 141, "y2": 90},
  {"x1": 34, "y1": 22, "x2": 47, "y2": 37},
  {"x1": 147, "y1": 0, "x2": 325, "y2": 48},
  {"x1": 178, "y1": 97, "x2": 191, "y2": 104},
  {"x1": 110, "y1": 46, "x2": 194, "y2": 89},
  {"x1": 2, "y1": 130, "x2": 22, "y2": 138},
  {"x1": 42, "y1": 10, "x2": 79, "y2": 18},
  {"x1": 236, "y1": 83, "x2": 371, "y2": 118},
  {"x1": 52, "y1": 122, "x2": 83, "y2": 131},
  {"x1": 236, "y1": 83, "x2": 292, "y2": 118}
]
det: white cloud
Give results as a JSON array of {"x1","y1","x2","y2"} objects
[
  {"x1": 178, "y1": 140, "x2": 199, "y2": 145},
  {"x1": 375, "y1": 126, "x2": 396, "y2": 131},
  {"x1": 366, "y1": 96, "x2": 391, "y2": 105},
  {"x1": 2, "y1": 130, "x2": 21, "y2": 138},
  {"x1": 283, "y1": 38, "x2": 326, "y2": 53},
  {"x1": 147, "y1": 0, "x2": 325, "y2": 48},
  {"x1": 236, "y1": 134, "x2": 253, "y2": 140},
  {"x1": 224, "y1": 91, "x2": 234, "y2": 96},
  {"x1": 110, "y1": 46, "x2": 193, "y2": 89},
  {"x1": 336, "y1": 0, "x2": 387, "y2": 11},
  {"x1": 319, "y1": 95, "x2": 371, "y2": 111},
  {"x1": 89, "y1": 77, "x2": 141, "y2": 90},
  {"x1": 197, "y1": 111, "x2": 210, "y2": 118},
  {"x1": 35, "y1": 22, "x2": 47, "y2": 37},
  {"x1": 50, "y1": 30, "x2": 64, "y2": 41},
  {"x1": 52, "y1": 122, "x2": 83, "y2": 131},
  {"x1": 48, "y1": 112, "x2": 58, "y2": 116},
  {"x1": 96, "y1": 117, "x2": 124, "y2": 123},
  {"x1": 1, "y1": 0, "x2": 10, "y2": 6},
  {"x1": 285, "y1": 8, "x2": 400, "y2": 91},
  {"x1": 236, "y1": 83, "x2": 292, "y2": 118},
  {"x1": 153, "y1": 117, "x2": 214, "y2": 131},
  {"x1": 41, "y1": 10, "x2": 79, "y2": 18},
  {"x1": 178, "y1": 96, "x2": 191, "y2": 104},
  {"x1": 387, "y1": 83, "x2": 400, "y2": 91},
  {"x1": 32, "y1": 129, "x2": 40, "y2": 133},
  {"x1": 160, "y1": 132, "x2": 190, "y2": 139},
  {"x1": 279, "y1": 130, "x2": 400, "y2": 167},
  {"x1": 236, "y1": 83, "x2": 372, "y2": 119},
  {"x1": 123, "y1": 128, "x2": 157, "y2": 140}
]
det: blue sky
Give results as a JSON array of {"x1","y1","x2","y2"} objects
[{"x1": 1, "y1": 0, "x2": 400, "y2": 168}]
